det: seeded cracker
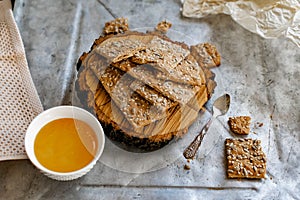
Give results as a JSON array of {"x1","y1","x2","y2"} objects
[
  {"x1": 228, "y1": 116, "x2": 251, "y2": 135},
  {"x1": 225, "y1": 138, "x2": 266, "y2": 179}
]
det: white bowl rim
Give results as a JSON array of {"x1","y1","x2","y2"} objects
[{"x1": 25, "y1": 105, "x2": 105, "y2": 176}]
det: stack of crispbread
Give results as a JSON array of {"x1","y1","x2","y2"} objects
[{"x1": 76, "y1": 18, "x2": 220, "y2": 151}]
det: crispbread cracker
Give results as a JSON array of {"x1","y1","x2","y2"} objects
[
  {"x1": 225, "y1": 138, "x2": 266, "y2": 179},
  {"x1": 131, "y1": 36, "x2": 202, "y2": 86},
  {"x1": 190, "y1": 43, "x2": 221, "y2": 68},
  {"x1": 94, "y1": 32, "x2": 153, "y2": 63},
  {"x1": 90, "y1": 63, "x2": 166, "y2": 127},
  {"x1": 93, "y1": 32, "x2": 204, "y2": 86},
  {"x1": 128, "y1": 64, "x2": 199, "y2": 107},
  {"x1": 130, "y1": 80, "x2": 177, "y2": 110},
  {"x1": 228, "y1": 116, "x2": 251, "y2": 135}
]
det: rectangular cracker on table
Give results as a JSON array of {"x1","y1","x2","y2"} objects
[{"x1": 225, "y1": 138, "x2": 267, "y2": 179}]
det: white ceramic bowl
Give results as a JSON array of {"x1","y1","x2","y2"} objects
[{"x1": 25, "y1": 106, "x2": 105, "y2": 181}]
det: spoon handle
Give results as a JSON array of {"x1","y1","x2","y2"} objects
[{"x1": 183, "y1": 118, "x2": 213, "y2": 159}]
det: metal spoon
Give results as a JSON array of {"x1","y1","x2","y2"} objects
[{"x1": 183, "y1": 93, "x2": 230, "y2": 159}]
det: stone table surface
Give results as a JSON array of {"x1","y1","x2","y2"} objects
[{"x1": 1, "y1": 0, "x2": 300, "y2": 199}]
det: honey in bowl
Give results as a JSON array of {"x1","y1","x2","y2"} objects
[{"x1": 34, "y1": 118, "x2": 98, "y2": 173}]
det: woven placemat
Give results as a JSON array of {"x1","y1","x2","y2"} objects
[{"x1": 0, "y1": 0, "x2": 43, "y2": 161}]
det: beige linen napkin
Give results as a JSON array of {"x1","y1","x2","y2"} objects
[{"x1": 0, "y1": 0, "x2": 43, "y2": 160}]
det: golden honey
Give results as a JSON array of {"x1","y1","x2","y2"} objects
[{"x1": 34, "y1": 118, "x2": 98, "y2": 173}]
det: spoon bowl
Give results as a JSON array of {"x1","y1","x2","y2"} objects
[{"x1": 212, "y1": 93, "x2": 231, "y2": 117}]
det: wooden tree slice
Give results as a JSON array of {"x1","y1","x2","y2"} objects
[{"x1": 75, "y1": 18, "x2": 220, "y2": 151}]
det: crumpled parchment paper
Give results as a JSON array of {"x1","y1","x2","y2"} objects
[{"x1": 182, "y1": 0, "x2": 300, "y2": 47}]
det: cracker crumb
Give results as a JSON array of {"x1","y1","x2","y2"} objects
[
  {"x1": 155, "y1": 20, "x2": 172, "y2": 33},
  {"x1": 184, "y1": 164, "x2": 191, "y2": 170},
  {"x1": 228, "y1": 116, "x2": 251, "y2": 135},
  {"x1": 103, "y1": 17, "x2": 129, "y2": 35}
]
